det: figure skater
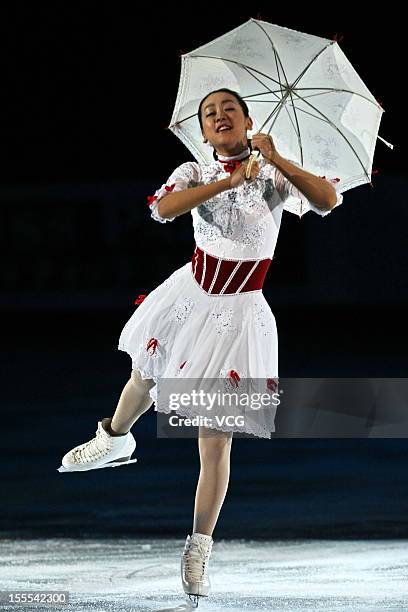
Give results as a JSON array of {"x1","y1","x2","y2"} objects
[{"x1": 58, "y1": 88, "x2": 342, "y2": 607}]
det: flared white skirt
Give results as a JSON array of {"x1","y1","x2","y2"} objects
[{"x1": 118, "y1": 260, "x2": 279, "y2": 438}]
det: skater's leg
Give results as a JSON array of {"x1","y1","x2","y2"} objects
[
  {"x1": 182, "y1": 427, "x2": 231, "y2": 600},
  {"x1": 192, "y1": 426, "x2": 233, "y2": 536},
  {"x1": 110, "y1": 368, "x2": 156, "y2": 435}
]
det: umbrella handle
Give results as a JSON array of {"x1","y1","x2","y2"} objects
[{"x1": 245, "y1": 151, "x2": 261, "y2": 179}]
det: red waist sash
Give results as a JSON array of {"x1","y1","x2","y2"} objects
[{"x1": 191, "y1": 245, "x2": 271, "y2": 295}]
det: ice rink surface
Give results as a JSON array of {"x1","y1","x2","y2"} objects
[{"x1": 1, "y1": 538, "x2": 408, "y2": 611}]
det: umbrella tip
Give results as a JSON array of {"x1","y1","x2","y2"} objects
[{"x1": 332, "y1": 33, "x2": 344, "y2": 43}]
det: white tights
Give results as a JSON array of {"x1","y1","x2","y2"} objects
[{"x1": 110, "y1": 369, "x2": 156, "y2": 435}]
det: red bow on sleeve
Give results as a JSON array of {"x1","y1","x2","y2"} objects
[{"x1": 147, "y1": 183, "x2": 176, "y2": 206}]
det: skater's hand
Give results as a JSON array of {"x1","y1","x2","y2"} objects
[
  {"x1": 227, "y1": 157, "x2": 260, "y2": 189},
  {"x1": 251, "y1": 132, "x2": 279, "y2": 164}
]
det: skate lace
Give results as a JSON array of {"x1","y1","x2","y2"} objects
[
  {"x1": 73, "y1": 425, "x2": 112, "y2": 463},
  {"x1": 183, "y1": 539, "x2": 212, "y2": 583}
]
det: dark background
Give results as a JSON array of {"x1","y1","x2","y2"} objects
[{"x1": 1, "y1": 3, "x2": 407, "y2": 539}]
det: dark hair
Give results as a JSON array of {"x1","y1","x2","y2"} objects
[{"x1": 197, "y1": 88, "x2": 252, "y2": 160}]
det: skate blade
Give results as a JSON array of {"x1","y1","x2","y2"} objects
[
  {"x1": 57, "y1": 457, "x2": 137, "y2": 473},
  {"x1": 156, "y1": 603, "x2": 198, "y2": 611},
  {"x1": 187, "y1": 594, "x2": 200, "y2": 608}
]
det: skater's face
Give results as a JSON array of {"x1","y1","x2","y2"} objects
[{"x1": 200, "y1": 91, "x2": 253, "y2": 157}]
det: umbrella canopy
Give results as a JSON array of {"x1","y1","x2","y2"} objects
[{"x1": 168, "y1": 18, "x2": 393, "y2": 215}]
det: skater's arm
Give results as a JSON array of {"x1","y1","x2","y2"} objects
[
  {"x1": 157, "y1": 177, "x2": 232, "y2": 219},
  {"x1": 268, "y1": 153, "x2": 338, "y2": 210},
  {"x1": 157, "y1": 158, "x2": 259, "y2": 220}
]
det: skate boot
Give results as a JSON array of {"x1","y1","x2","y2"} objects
[
  {"x1": 181, "y1": 532, "x2": 213, "y2": 607},
  {"x1": 57, "y1": 417, "x2": 137, "y2": 472}
]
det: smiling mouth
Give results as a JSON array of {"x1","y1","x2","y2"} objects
[{"x1": 217, "y1": 126, "x2": 232, "y2": 133}]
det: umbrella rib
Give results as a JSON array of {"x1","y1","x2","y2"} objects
[
  {"x1": 248, "y1": 95, "x2": 313, "y2": 102},
  {"x1": 243, "y1": 90, "x2": 288, "y2": 99},
  {"x1": 294, "y1": 91, "x2": 344, "y2": 101},
  {"x1": 291, "y1": 41, "x2": 335, "y2": 89},
  {"x1": 252, "y1": 20, "x2": 290, "y2": 92},
  {"x1": 283, "y1": 104, "x2": 303, "y2": 140},
  {"x1": 239, "y1": 64, "x2": 305, "y2": 140},
  {"x1": 275, "y1": 50, "x2": 285, "y2": 99},
  {"x1": 251, "y1": 21, "x2": 305, "y2": 164},
  {"x1": 285, "y1": 90, "x2": 304, "y2": 164},
  {"x1": 265, "y1": 101, "x2": 334, "y2": 143},
  {"x1": 245, "y1": 21, "x2": 306, "y2": 163},
  {"x1": 284, "y1": 42, "x2": 360, "y2": 175},
  {"x1": 294, "y1": 87, "x2": 380, "y2": 108},
  {"x1": 169, "y1": 111, "x2": 202, "y2": 127},
  {"x1": 291, "y1": 43, "x2": 380, "y2": 111},
  {"x1": 258, "y1": 35, "x2": 332, "y2": 164},
  {"x1": 291, "y1": 89, "x2": 370, "y2": 180},
  {"x1": 274, "y1": 105, "x2": 305, "y2": 216},
  {"x1": 189, "y1": 54, "x2": 284, "y2": 88},
  {"x1": 239, "y1": 65, "x2": 281, "y2": 101},
  {"x1": 238, "y1": 63, "x2": 294, "y2": 140},
  {"x1": 254, "y1": 90, "x2": 301, "y2": 142},
  {"x1": 256, "y1": 98, "x2": 285, "y2": 132},
  {"x1": 246, "y1": 96, "x2": 306, "y2": 152},
  {"x1": 287, "y1": 104, "x2": 333, "y2": 126},
  {"x1": 270, "y1": 44, "x2": 285, "y2": 100},
  {"x1": 250, "y1": 92, "x2": 338, "y2": 103}
]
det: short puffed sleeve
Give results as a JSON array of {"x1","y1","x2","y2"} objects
[
  {"x1": 147, "y1": 161, "x2": 201, "y2": 223},
  {"x1": 271, "y1": 159, "x2": 343, "y2": 218}
]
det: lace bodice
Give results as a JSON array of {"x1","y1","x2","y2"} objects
[{"x1": 148, "y1": 155, "x2": 343, "y2": 260}]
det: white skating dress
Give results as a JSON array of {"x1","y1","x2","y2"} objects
[{"x1": 118, "y1": 148, "x2": 343, "y2": 438}]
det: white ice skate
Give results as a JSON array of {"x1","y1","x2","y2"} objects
[
  {"x1": 181, "y1": 533, "x2": 213, "y2": 607},
  {"x1": 57, "y1": 417, "x2": 137, "y2": 473}
]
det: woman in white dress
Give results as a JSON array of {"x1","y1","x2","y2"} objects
[{"x1": 58, "y1": 88, "x2": 342, "y2": 606}]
